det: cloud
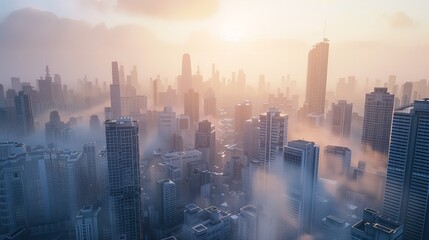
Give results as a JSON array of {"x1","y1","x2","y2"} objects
[
  {"x1": 388, "y1": 11, "x2": 414, "y2": 28},
  {"x1": 116, "y1": 0, "x2": 219, "y2": 20}
]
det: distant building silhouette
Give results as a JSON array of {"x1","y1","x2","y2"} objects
[
  {"x1": 184, "y1": 89, "x2": 199, "y2": 126},
  {"x1": 204, "y1": 88, "x2": 217, "y2": 117},
  {"x1": 14, "y1": 91, "x2": 34, "y2": 136},
  {"x1": 383, "y1": 99, "x2": 429, "y2": 239},
  {"x1": 178, "y1": 53, "x2": 192, "y2": 101},
  {"x1": 195, "y1": 120, "x2": 216, "y2": 168},
  {"x1": 329, "y1": 100, "x2": 352, "y2": 137},
  {"x1": 401, "y1": 81, "x2": 413, "y2": 106},
  {"x1": 361, "y1": 88, "x2": 394, "y2": 157},
  {"x1": 235, "y1": 100, "x2": 252, "y2": 141},
  {"x1": 110, "y1": 62, "x2": 121, "y2": 119}
]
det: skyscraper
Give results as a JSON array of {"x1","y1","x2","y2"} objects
[
  {"x1": 383, "y1": 99, "x2": 429, "y2": 239},
  {"x1": 323, "y1": 145, "x2": 351, "y2": 178},
  {"x1": 401, "y1": 81, "x2": 413, "y2": 106},
  {"x1": 184, "y1": 89, "x2": 199, "y2": 126},
  {"x1": 105, "y1": 117, "x2": 142, "y2": 239},
  {"x1": 361, "y1": 88, "x2": 394, "y2": 156},
  {"x1": 238, "y1": 205, "x2": 259, "y2": 240},
  {"x1": 329, "y1": 100, "x2": 353, "y2": 138},
  {"x1": 235, "y1": 100, "x2": 252, "y2": 141},
  {"x1": 110, "y1": 61, "x2": 122, "y2": 119},
  {"x1": 195, "y1": 120, "x2": 216, "y2": 168},
  {"x1": 157, "y1": 179, "x2": 177, "y2": 228},
  {"x1": 280, "y1": 140, "x2": 319, "y2": 239},
  {"x1": 243, "y1": 117, "x2": 260, "y2": 162},
  {"x1": 178, "y1": 53, "x2": 192, "y2": 100},
  {"x1": 204, "y1": 88, "x2": 216, "y2": 117},
  {"x1": 258, "y1": 107, "x2": 288, "y2": 174},
  {"x1": 14, "y1": 91, "x2": 34, "y2": 136},
  {"x1": 305, "y1": 39, "x2": 330, "y2": 115}
]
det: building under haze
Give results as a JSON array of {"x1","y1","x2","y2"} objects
[
  {"x1": 184, "y1": 89, "x2": 199, "y2": 127},
  {"x1": 383, "y1": 99, "x2": 429, "y2": 240},
  {"x1": 109, "y1": 61, "x2": 121, "y2": 119},
  {"x1": 14, "y1": 91, "x2": 34, "y2": 136},
  {"x1": 280, "y1": 140, "x2": 319, "y2": 239},
  {"x1": 195, "y1": 120, "x2": 216, "y2": 168},
  {"x1": 305, "y1": 38, "x2": 330, "y2": 115},
  {"x1": 400, "y1": 81, "x2": 413, "y2": 107},
  {"x1": 235, "y1": 100, "x2": 252, "y2": 141},
  {"x1": 361, "y1": 87, "x2": 394, "y2": 157},
  {"x1": 178, "y1": 53, "x2": 192, "y2": 102},
  {"x1": 351, "y1": 208, "x2": 403, "y2": 240},
  {"x1": 105, "y1": 117, "x2": 142, "y2": 239},
  {"x1": 323, "y1": 145, "x2": 351, "y2": 178},
  {"x1": 75, "y1": 205, "x2": 101, "y2": 240},
  {"x1": 329, "y1": 100, "x2": 352, "y2": 138}
]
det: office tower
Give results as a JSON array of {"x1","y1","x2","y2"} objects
[
  {"x1": 75, "y1": 206, "x2": 101, "y2": 240},
  {"x1": 152, "y1": 77, "x2": 158, "y2": 107},
  {"x1": 158, "y1": 106, "x2": 177, "y2": 151},
  {"x1": 281, "y1": 140, "x2": 319, "y2": 239},
  {"x1": 383, "y1": 99, "x2": 429, "y2": 239},
  {"x1": 105, "y1": 117, "x2": 142, "y2": 239},
  {"x1": 323, "y1": 145, "x2": 351, "y2": 178},
  {"x1": 11, "y1": 77, "x2": 21, "y2": 92},
  {"x1": 361, "y1": 88, "x2": 394, "y2": 156},
  {"x1": 401, "y1": 81, "x2": 413, "y2": 106},
  {"x1": 45, "y1": 111, "x2": 66, "y2": 145},
  {"x1": 243, "y1": 117, "x2": 260, "y2": 162},
  {"x1": 195, "y1": 120, "x2": 216, "y2": 167},
  {"x1": 238, "y1": 205, "x2": 259, "y2": 240},
  {"x1": 89, "y1": 114, "x2": 101, "y2": 133},
  {"x1": 37, "y1": 66, "x2": 54, "y2": 109},
  {"x1": 178, "y1": 53, "x2": 192, "y2": 100},
  {"x1": 235, "y1": 101, "x2": 252, "y2": 141},
  {"x1": 258, "y1": 107, "x2": 288, "y2": 173},
  {"x1": 182, "y1": 204, "x2": 232, "y2": 240},
  {"x1": 14, "y1": 91, "x2": 35, "y2": 136},
  {"x1": 110, "y1": 61, "x2": 122, "y2": 119},
  {"x1": 83, "y1": 143, "x2": 97, "y2": 205},
  {"x1": 184, "y1": 89, "x2": 199, "y2": 126},
  {"x1": 204, "y1": 88, "x2": 216, "y2": 117},
  {"x1": 351, "y1": 208, "x2": 403, "y2": 240},
  {"x1": 157, "y1": 179, "x2": 177, "y2": 228},
  {"x1": 385, "y1": 75, "x2": 398, "y2": 96},
  {"x1": 0, "y1": 83, "x2": 4, "y2": 104},
  {"x1": 305, "y1": 39, "x2": 329, "y2": 115},
  {"x1": 5, "y1": 89, "x2": 16, "y2": 108},
  {"x1": 129, "y1": 65, "x2": 138, "y2": 89},
  {"x1": 159, "y1": 85, "x2": 178, "y2": 109},
  {"x1": 329, "y1": 100, "x2": 352, "y2": 137}
]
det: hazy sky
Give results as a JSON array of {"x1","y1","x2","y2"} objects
[{"x1": 0, "y1": 0, "x2": 428, "y2": 89}]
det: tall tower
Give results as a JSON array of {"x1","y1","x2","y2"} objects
[
  {"x1": 195, "y1": 120, "x2": 216, "y2": 167},
  {"x1": 110, "y1": 61, "x2": 122, "y2": 119},
  {"x1": 361, "y1": 88, "x2": 394, "y2": 157},
  {"x1": 305, "y1": 39, "x2": 329, "y2": 115},
  {"x1": 157, "y1": 179, "x2": 177, "y2": 228},
  {"x1": 184, "y1": 89, "x2": 199, "y2": 126},
  {"x1": 258, "y1": 107, "x2": 288, "y2": 174},
  {"x1": 178, "y1": 53, "x2": 192, "y2": 101},
  {"x1": 235, "y1": 100, "x2": 252, "y2": 141},
  {"x1": 238, "y1": 205, "x2": 259, "y2": 240},
  {"x1": 280, "y1": 140, "x2": 319, "y2": 239},
  {"x1": 329, "y1": 100, "x2": 353, "y2": 137},
  {"x1": 105, "y1": 117, "x2": 141, "y2": 239},
  {"x1": 401, "y1": 81, "x2": 413, "y2": 106},
  {"x1": 14, "y1": 91, "x2": 35, "y2": 136},
  {"x1": 383, "y1": 99, "x2": 429, "y2": 240}
]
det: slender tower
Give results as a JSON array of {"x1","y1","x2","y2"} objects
[{"x1": 110, "y1": 62, "x2": 121, "y2": 119}]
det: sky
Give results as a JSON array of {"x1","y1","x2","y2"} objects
[{"x1": 0, "y1": 0, "x2": 428, "y2": 89}]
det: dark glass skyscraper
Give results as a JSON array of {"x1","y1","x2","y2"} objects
[
  {"x1": 14, "y1": 91, "x2": 34, "y2": 136},
  {"x1": 305, "y1": 39, "x2": 329, "y2": 115},
  {"x1": 383, "y1": 99, "x2": 429, "y2": 240},
  {"x1": 105, "y1": 117, "x2": 142, "y2": 239},
  {"x1": 361, "y1": 88, "x2": 394, "y2": 156}
]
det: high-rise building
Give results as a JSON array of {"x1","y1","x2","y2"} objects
[
  {"x1": 258, "y1": 107, "x2": 288, "y2": 174},
  {"x1": 243, "y1": 117, "x2": 260, "y2": 162},
  {"x1": 238, "y1": 205, "x2": 259, "y2": 240},
  {"x1": 89, "y1": 115, "x2": 101, "y2": 133},
  {"x1": 235, "y1": 101, "x2": 252, "y2": 141},
  {"x1": 37, "y1": 66, "x2": 54, "y2": 110},
  {"x1": 83, "y1": 143, "x2": 97, "y2": 205},
  {"x1": 110, "y1": 62, "x2": 122, "y2": 119},
  {"x1": 383, "y1": 99, "x2": 429, "y2": 239},
  {"x1": 14, "y1": 91, "x2": 34, "y2": 136},
  {"x1": 323, "y1": 145, "x2": 351, "y2": 178},
  {"x1": 158, "y1": 106, "x2": 177, "y2": 151},
  {"x1": 195, "y1": 120, "x2": 216, "y2": 167},
  {"x1": 178, "y1": 53, "x2": 192, "y2": 101},
  {"x1": 157, "y1": 179, "x2": 177, "y2": 228},
  {"x1": 361, "y1": 88, "x2": 394, "y2": 157},
  {"x1": 184, "y1": 89, "x2": 199, "y2": 126},
  {"x1": 11, "y1": 77, "x2": 21, "y2": 92},
  {"x1": 305, "y1": 39, "x2": 330, "y2": 115},
  {"x1": 351, "y1": 208, "x2": 403, "y2": 240},
  {"x1": 401, "y1": 81, "x2": 413, "y2": 106},
  {"x1": 45, "y1": 111, "x2": 67, "y2": 146},
  {"x1": 204, "y1": 88, "x2": 216, "y2": 117},
  {"x1": 280, "y1": 140, "x2": 319, "y2": 239},
  {"x1": 105, "y1": 117, "x2": 142, "y2": 239},
  {"x1": 329, "y1": 100, "x2": 352, "y2": 138},
  {"x1": 75, "y1": 206, "x2": 101, "y2": 240}
]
